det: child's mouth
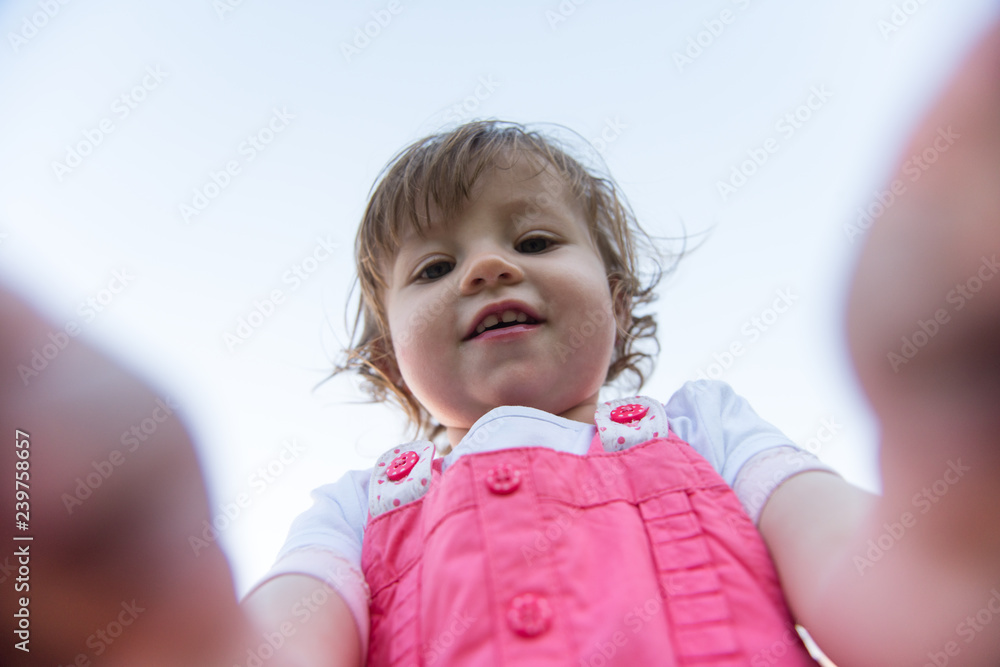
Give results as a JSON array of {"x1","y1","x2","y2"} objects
[
  {"x1": 466, "y1": 307, "x2": 542, "y2": 340},
  {"x1": 471, "y1": 322, "x2": 540, "y2": 341},
  {"x1": 473, "y1": 310, "x2": 538, "y2": 336}
]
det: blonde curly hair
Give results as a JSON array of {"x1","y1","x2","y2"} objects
[{"x1": 331, "y1": 120, "x2": 665, "y2": 442}]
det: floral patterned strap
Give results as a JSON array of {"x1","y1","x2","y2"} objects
[
  {"x1": 594, "y1": 396, "x2": 669, "y2": 452},
  {"x1": 369, "y1": 440, "x2": 435, "y2": 518}
]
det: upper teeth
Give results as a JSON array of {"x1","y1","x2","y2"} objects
[{"x1": 476, "y1": 310, "x2": 530, "y2": 335}]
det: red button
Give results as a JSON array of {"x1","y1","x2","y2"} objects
[
  {"x1": 386, "y1": 451, "x2": 419, "y2": 481},
  {"x1": 610, "y1": 403, "x2": 648, "y2": 424},
  {"x1": 507, "y1": 593, "x2": 552, "y2": 637},
  {"x1": 486, "y1": 464, "x2": 521, "y2": 494}
]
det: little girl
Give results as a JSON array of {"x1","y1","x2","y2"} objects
[{"x1": 243, "y1": 24, "x2": 1000, "y2": 667}]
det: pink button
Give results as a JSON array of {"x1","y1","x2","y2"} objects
[
  {"x1": 386, "y1": 451, "x2": 419, "y2": 481},
  {"x1": 610, "y1": 403, "x2": 648, "y2": 424},
  {"x1": 507, "y1": 593, "x2": 552, "y2": 637},
  {"x1": 486, "y1": 464, "x2": 521, "y2": 494}
]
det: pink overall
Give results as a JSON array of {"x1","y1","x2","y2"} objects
[{"x1": 361, "y1": 419, "x2": 818, "y2": 666}]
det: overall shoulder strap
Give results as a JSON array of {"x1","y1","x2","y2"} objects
[
  {"x1": 368, "y1": 440, "x2": 435, "y2": 519},
  {"x1": 594, "y1": 396, "x2": 669, "y2": 452}
]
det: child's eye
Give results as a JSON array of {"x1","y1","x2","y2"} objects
[
  {"x1": 518, "y1": 237, "x2": 551, "y2": 254},
  {"x1": 418, "y1": 261, "x2": 453, "y2": 280}
]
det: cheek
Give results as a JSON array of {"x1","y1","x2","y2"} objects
[
  {"x1": 388, "y1": 306, "x2": 444, "y2": 382},
  {"x1": 391, "y1": 332, "x2": 426, "y2": 395},
  {"x1": 389, "y1": 311, "x2": 421, "y2": 365},
  {"x1": 557, "y1": 273, "x2": 618, "y2": 356},
  {"x1": 564, "y1": 264, "x2": 616, "y2": 322}
]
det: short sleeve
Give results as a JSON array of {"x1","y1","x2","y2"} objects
[
  {"x1": 664, "y1": 380, "x2": 837, "y2": 523},
  {"x1": 245, "y1": 467, "x2": 373, "y2": 652},
  {"x1": 664, "y1": 380, "x2": 797, "y2": 486}
]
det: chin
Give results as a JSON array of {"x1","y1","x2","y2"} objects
[
  {"x1": 490, "y1": 385, "x2": 584, "y2": 415},
  {"x1": 472, "y1": 383, "x2": 543, "y2": 410}
]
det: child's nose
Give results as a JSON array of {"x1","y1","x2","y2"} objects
[{"x1": 460, "y1": 252, "x2": 524, "y2": 293}]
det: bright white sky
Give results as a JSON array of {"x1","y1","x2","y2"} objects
[{"x1": 1, "y1": 0, "x2": 997, "y2": 596}]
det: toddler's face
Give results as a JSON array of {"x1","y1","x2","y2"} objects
[{"x1": 383, "y1": 160, "x2": 618, "y2": 445}]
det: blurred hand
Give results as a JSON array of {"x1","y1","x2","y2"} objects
[{"x1": 0, "y1": 287, "x2": 257, "y2": 666}]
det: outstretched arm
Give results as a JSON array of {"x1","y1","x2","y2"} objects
[
  {"x1": 0, "y1": 287, "x2": 252, "y2": 666},
  {"x1": 761, "y1": 21, "x2": 1000, "y2": 667},
  {"x1": 242, "y1": 573, "x2": 363, "y2": 667}
]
